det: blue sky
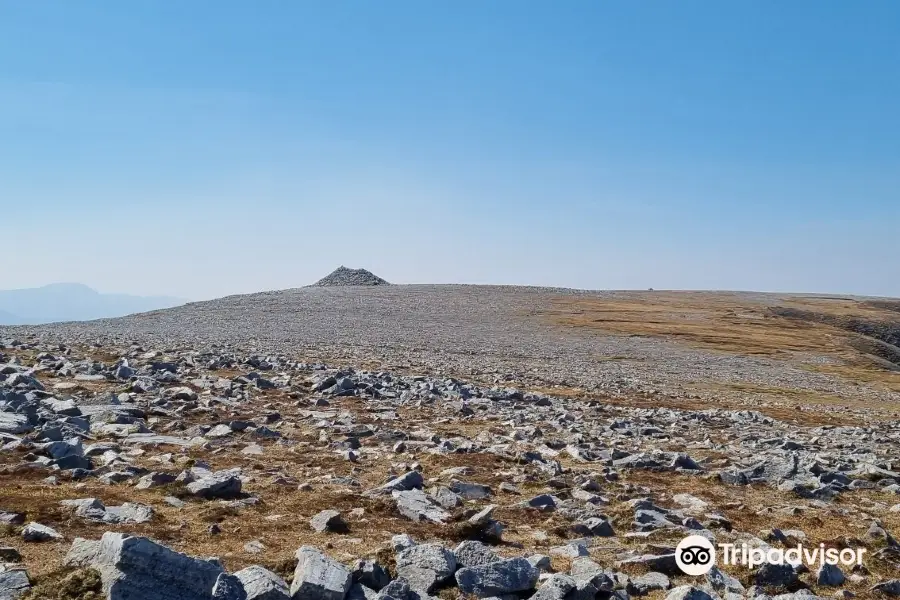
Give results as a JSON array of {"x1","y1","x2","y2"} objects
[{"x1": 1, "y1": 1, "x2": 898, "y2": 299}]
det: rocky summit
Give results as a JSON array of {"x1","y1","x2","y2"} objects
[
  {"x1": 0, "y1": 288, "x2": 898, "y2": 599},
  {"x1": 312, "y1": 267, "x2": 390, "y2": 287}
]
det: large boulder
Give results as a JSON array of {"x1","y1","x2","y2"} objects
[
  {"x1": 291, "y1": 546, "x2": 352, "y2": 600},
  {"x1": 455, "y1": 558, "x2": 539, "y2": 598},
  {"x1": 186, "y1": 470, "x2": 243, "y2": 499},
  {"x1": 395, "y1": 543, "x2": 456, "y2": 592},
  {"x1": 85, "y1": 532, "x2": 225, "y2": 600},
  {"x1": 234, "y1": 566, "x2": 291, "y2": 600}
]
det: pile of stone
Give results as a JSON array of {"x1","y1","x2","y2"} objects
[{"x1": 311, "y1": 267, "x2": 390, "y2": 287}]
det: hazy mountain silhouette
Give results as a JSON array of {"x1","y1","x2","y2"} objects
[{"x1": 0, "y1": 283, "x2": 187, "y2": 325}]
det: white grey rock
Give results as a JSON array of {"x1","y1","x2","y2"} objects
[
  {"x1": 665, "y1": 587, "x2": 715, "y2": 600},
  {"x1": 0, "y1": 570, "x2": 31, "y2": 600},
  {"x1": 186, "y1": 469, "x2": 242, "y2": 499},
  {"x1": 449, "y1": 480, "x2": 492, "y2": 500},
  {"x1": 430, "y1": 486, "x2": 462, "y2": 509},
  {"x1": 706, "y1": 566, "x2": 744, "y2": 594},
  {"x1": 454, "y1": 540, "x2": 499, "y2": 568},
  {"x1": 530, "y1": 574, "x2": 575, "y2": 600},
  {"x1": 628, "y1": 572, "x2": 670, "y2": 595},
  {"x1": 88, "y1": 531, "x2": 225, "y2": 600},
  {"x1": 234, "y1": 565, "x2": 291, "y2": 600},
  {"x1": 455, "y1": 558, "x2": 540, "y2": 598},
  {"x1": 21, "y1": 522, "x2": 62, "y2": 542},
  {"x1": 391, "y1": 534, "x2": 416, "y2": 552},
  {"x1": 310, "y1": 510, "x2": 346, "y2": 533},
  {"x1": 392, "y1": 489, "x2": 449, "y2": 523},
  {"x1": 291, "y1": 546, "x2": 352, "y2": 600},
  {"x1": 0, "y1": 413, "x2": 31, "y2": 435},
  {"x1": 64, "y1": 537, "x2": 101, "y2": 567},
  {"x1": 351, "y1": 560, "x2": 390, "y2": 592},
  {"x1": 396, "y1": 543, "x2": 456, "y2": 592}
]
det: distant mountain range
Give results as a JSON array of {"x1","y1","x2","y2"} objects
[{"x1": 0, "y1": 283, "x2": 187, "y2": 325}]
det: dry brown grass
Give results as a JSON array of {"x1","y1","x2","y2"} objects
[
  {"x1": 542, "y1": 293, "x2": 833, "y2": 355},
  {"x1": 539, "y1": 291, "x2": 900, "y2": 398}
]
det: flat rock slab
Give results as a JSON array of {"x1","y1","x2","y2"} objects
[
  {"x1": 392, "y1": 489, "x2": 449, "y2": 524},
  {"x1": 124, "y1": 433, "x2": 203, "y2": 447},
  {"x1": 455, "y1": 558, "x2": 539, "y2": 598}
]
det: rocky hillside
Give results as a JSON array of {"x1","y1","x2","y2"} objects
[{"x1": 0, "y1": 338, "x2": 898, "y2": 599}]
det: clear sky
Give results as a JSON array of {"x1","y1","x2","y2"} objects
[{"x1": 1, "y1": 1, "x2": 898, "y2": 300}]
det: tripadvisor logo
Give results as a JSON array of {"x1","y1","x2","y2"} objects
[
  {"x1": 675, "y1": 534, "x2": 866, "y2": 576},
  {"x1": 676, "y1": 535, "x2": 716, "y2": 576}
]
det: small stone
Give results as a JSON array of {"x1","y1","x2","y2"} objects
[
  {"x1": 818, "y1": 563, "x2": 845, "y2": 587},
  {"x1": 550, "y1": 542, "x2": 589, "y2": 558},
  {"x1": 665, "y1": 587, "x2": 714, "y2": 600},
  {"x1": 0, "y1": 512, "x2": 25, "y2": 525},
  {"x1": 242, "y1": 444, "x2": 265, "y2": 456},
  {"x1": 311, "y1": 510, "x2": 348, "y2": 533},
  {"x1": 21, "y1": 522, "x2": 62, "y2": 542},
  {"x1": 164, "y1": 496, "x2": 186, "y2": 508},
  {"x1": 392, "y1": 489, "x2": 449, "y2": 523},
  {"x1": 755, "y1": 562, "x2": 797, "y2": 588},
  {"x1": 571, "y1": 517, "x2": 614, "y2": 537},
  {"x1": 628, "y1": 572, "x2": 670, "y2": 595},
  {"x1": 449, "y1": 480, "x2": 492, "y2": 500}
]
